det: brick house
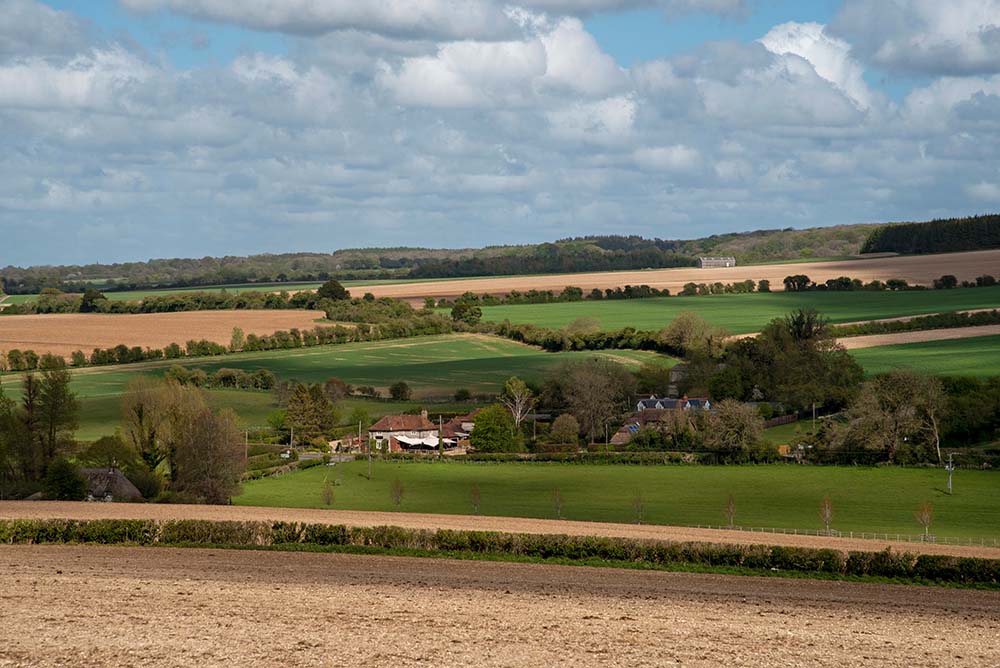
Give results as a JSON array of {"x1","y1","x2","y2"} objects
[{"x1": 368, "y1": 412, "x2": 438, "y2": 453}]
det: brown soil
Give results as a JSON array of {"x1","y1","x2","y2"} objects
[
  {"x1": 0, "y1": 310, "x2": 322, "y2": 358},
  {"x1": 838, "y1": 324, "x2": 1000, "y2": 349},
  {"x1": 356, "y1": 249, "x2": 1000, "y2": 300},
  {"x1": 4, "y1": 501, "x2": 998, "y2": 559},
  {"x1": 1, "y1": 544, "x2": 997, "y2": 667}
]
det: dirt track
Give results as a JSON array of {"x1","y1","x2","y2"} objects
[
  {"x1": 838, "y1": 324, "x2": 1000, "y2": 349},
  {"x1": 4, "y1": 501, "x2": 998, "y2": 559},
  {"x1": 357, "y1": 249, "x2": 1000, "y2": 300},
  {"x1": 0, "y1": 310, "x2": 322, "y2": 358},
  {"x1": 1, "y1": 544, "x2": 998, "y2": 667}
]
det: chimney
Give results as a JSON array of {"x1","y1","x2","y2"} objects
[{"x1": 421, "y1": 409, "x2": 428, "y2": 420}]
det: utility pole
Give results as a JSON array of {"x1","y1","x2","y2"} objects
[
  {"x1": 366, "y1": 426, "x2": 373, "y2": 481},
  {"x1": 946, "y1": 453, "x2": 955, "y2": 495},
  {"x1": 439, "y1": 415, "x2": 444, "y2": 458},
  {"x1": 244, "y1": 430, "x2": 249, "y2": 462}
]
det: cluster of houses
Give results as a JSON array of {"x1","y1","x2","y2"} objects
[
  {"x1": 343, "y1": 409, "x2": 481, "y2": 455},
  {"x1": 610, "y1": 395, "x2": 713, "y2": 446}
]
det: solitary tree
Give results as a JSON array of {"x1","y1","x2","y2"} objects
[
  {"x1": 389, "y1": 381, "x2": 412, "y2": 401},
  {"x1": 390, "y1": 477, "x2": 405, "y2": 509},
  {"x1": 470, "y1": 482, "x2": 481, "y2": 515},
  {"x1": 724, "y1": 494, "x2": 736, "y2": 528},
  {"x1": 317, "y1": 279, "x2": 350, "y2": 301},
  {"x1": 915, "y1": 501, "x2": 934, "y2": 539},
  {"x1": 469, "y1": 404, "x2": 523, "y2": 452},
  {"x1": 499, "y1": 376, "x2": 534, "y2": 431},
  {"x1": 819, "y1": 495, "x2": 834, "y2": 535},
  {"x1": 229, "y1": 327, "x2": 245, "y2": 352},
  {"x1": 549, "y1": 414, "x2": 580, "y2": 449}
]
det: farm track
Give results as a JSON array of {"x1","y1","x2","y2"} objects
[
  {"x1": 1, "y1": 544, "x2": 998, "y2": 667},
  {"x1": 4, "y1": 501, "x2": 999, "y2": 559},
  {"x1": 354, "y1": 249, "x2": 1000, "y2": 300}
]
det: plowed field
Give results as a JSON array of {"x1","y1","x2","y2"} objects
[
  {"x1": 0, "y1": 310, "x2": 322, "y2": 358},
  {"x1": 356, "y1": 249, "x2": 1000, "y2": 300},
  {"x1": 2, "y1": 545, "x2": 998, "y2": 667}
]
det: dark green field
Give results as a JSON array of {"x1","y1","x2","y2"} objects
[
  {"x1": 850, "y1": 335, "x2": 1000, "y2": 378},
  {"x1": 474, "y1": 286, "x2": 1000, "y2": 334},
  {"x1": 236, "y1": 461, "x2": 1000, "y2": 539}
]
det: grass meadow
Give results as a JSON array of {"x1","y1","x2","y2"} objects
[
  {"x1": 850, "y1": 334, "x2": 1000, "y2": 378},
  {"x1": 236, "y1": 460, "x2": 1000, "y2": 539},
  {"x1": 0, "y1": 334, "x2": 671, "y2": 440},
  {"x1": 474, "y1": 286, "x2": 1000, "y2": 334}
]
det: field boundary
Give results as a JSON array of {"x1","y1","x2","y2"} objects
[
  {"x1": 690, "y1": 524, "x2": 1000, "y2": 548},
  {"x1": 2, "y1": 517, "x2": 998, "y2": 589}
]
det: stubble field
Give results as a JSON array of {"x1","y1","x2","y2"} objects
[
  {"x1": 359, "y1": 249, "x2": 1000, "y2": 300},
  {"x1": 3, "y1": 545, "x2": 997, "y2": 668},
  {"x1": 0, "y1": 310, "x2": 324, "y2": 358}
]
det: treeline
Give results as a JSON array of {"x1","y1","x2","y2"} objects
[
  {"x1": 0, "y1": 300, "x2": 453, "y2": 372},
  {"x1": 436, "y1": 284, "x2": 671, "y2": 308},
  {"x1": 0, "y1": 287, "x2": 326, "y2": 315},
  {"x1": 861, "y1": 213, "x2": 1000, "y2": 255},
  {"x1": 783, "y1": 273, "x2": 998, "y2": 292},
  {"x1": 831, "y1": 310, "x2": 1000, "y2": 338},
  {"x1": 410, "y1": 241, "x2": 696, "y2": 279},
  {"x1": 2, "y1": 519, "x2": 998, "y2": 588}
]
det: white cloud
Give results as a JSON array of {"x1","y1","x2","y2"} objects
[
  {"x1": 633, "y1": 145, "x2": 700, "y2": 171},
  {"x1": 119, "y1": 0, "x2": 517, "y2": 40},
  {"x1": 0, "y1": 0, "x2": 88, "y2": 56},
  {"x1": 521, "y1": 0, "x2": 745, "y2": 15},
  {"x1": 759, "y1": 22, "x2": 874, "y2": 111},
  {"x1": 830, "y1": 0, "x2": 1000, "y2": 76},
  {"x1": 547, "y1": 95, "x2": 636, "y2": 143},
  {"x1": 967, "y1": 181, "x2": 1000, "y2": 202}
]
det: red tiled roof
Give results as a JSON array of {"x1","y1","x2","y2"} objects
[{"x1": 369, "y1": 414, "x2": 436, "y2": 432}]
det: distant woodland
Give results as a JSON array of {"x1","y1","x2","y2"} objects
[
  {"x1": 860, "y1": 214, "x2": 1000, "y2": 255},
  {"x1": 1, "y1": 215, "x2": 995, "y2": 296}
]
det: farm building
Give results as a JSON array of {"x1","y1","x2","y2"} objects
[
  {"x1": 80, "y1": 468, "x2": 143, "y2": 502},
  {"x1": 369, "y1": 413, "x2": 439, "y2": 452},
  {"x1": 698, "y1": 256, "x2": 737, "y2": 268}
]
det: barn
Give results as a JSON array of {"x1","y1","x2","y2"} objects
[{"x1": 698, "y1": 256, "x2": 737, "y2": 268}]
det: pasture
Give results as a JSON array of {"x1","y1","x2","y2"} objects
[
  {"x1": 850, "y1": 334, "x2": 1000, "y2": 378},
  {"x1": 0, "y1": 334, "x2": 671, "y2": 440},
  {"x1": 236, "y1": 461, "x2": 1000, "y2": 539},
  {"x1": 473, "y1": 286, "x2": 1000, "y2": 334}
]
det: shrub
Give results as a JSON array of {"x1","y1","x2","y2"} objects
[{"x1": 43, "y1": 459, "x2": 87, "y2": 501}]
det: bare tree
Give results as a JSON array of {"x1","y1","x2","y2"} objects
[
  {"x1": 470, "y1": 482, "x2": 481, "y2": 515},
  {"x1": 390, "y1": 477, "x2": 405, "y2": 509},
  {"x1": 500, "y1": 377, "x2": 535, "y2": 430},
  {"x1": 632, "y1": 492, "x2": 646, "y2": 525},
  {"x1": 553, "y1": 488, "x2": 564, "y2": 520},
  {"x1": 724, "y1": 494, "x2": 736, "y2": 528},
  {"x1": 172, "y1": 407, "x2": 244, "y2": 504},
  {"x1": 915, "y1": 501, "x2": 934, "y2": 539},
  {"x1": 321, "y1": 477, "x2": 334, "y2": 507},
  {"x1": 818, "y1": 495, "x2": 834, "y2": 535}
]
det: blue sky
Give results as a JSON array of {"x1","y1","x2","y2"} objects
[{"x1": 2, "y1": 0, "x2": 999, "y2": 266}]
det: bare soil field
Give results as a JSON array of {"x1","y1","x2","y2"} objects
[
  {"x1": 1, "y1": 545, "x2": 997, "y2": 667},
  {"x1": 838, "y1": 324, "x2": 1000, "y2": 349},
  {"x1": 5, "y1": 501, "x2": 998, "y2": 559},
  {"x1": 0, "y1": 310, "x2": 322, "y2": 358},
  {"x1": 355, "y1": 249, "x2": 1000, "y2": 300}
]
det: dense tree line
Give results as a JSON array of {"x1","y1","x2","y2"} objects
[{"x1": 860, "y1": 213, "x2": 1000, "y2": 255}]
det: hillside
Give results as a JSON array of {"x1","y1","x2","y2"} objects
[{"x1": 0, "y1": 216, "x2": 988, "y2": 295}]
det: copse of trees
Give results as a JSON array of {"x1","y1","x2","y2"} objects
[{"x1": 861, "y1": 213, "x2": 1000, "y2": 255}]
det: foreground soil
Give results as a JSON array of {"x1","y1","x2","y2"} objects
[
  {"x1": 1, "y1": 545, "x2": 998, "y2": 667},
  {"x1": 4, "y1": 501, "x2": 998, "y2": 559},
  {"x1": 356, "y1": 249, "x2": 1000, "y2": 300},
  {"x1": 0, "y1": 310, "x2": 323, "y2": 358}
]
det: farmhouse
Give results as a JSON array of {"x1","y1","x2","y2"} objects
[
  {"x1": 698, "y1": 256, "x2": 737, "y2": 268},
  {"x1": 368, "y1": 413, "x2": 439, "y2": 452},
  {"x1": 635, "y1": 395, "x2": 711, "y2": 413}
]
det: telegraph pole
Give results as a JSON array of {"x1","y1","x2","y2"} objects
[{"x1": 946, "y1": 453, "x2": 955, "y2": 495}]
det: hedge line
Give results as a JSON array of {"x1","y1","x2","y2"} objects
[{"x1": 1, "y1": 518, "x2": 997, "y2": 587}]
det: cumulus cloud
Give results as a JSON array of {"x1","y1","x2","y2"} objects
[
  {"x1": 0, "y1": 0, "x2": 89, "y2": 56},
  {"x1": 759, "y1": 22, "x2": 875, "y2": 111},
  {"x1": 633, "y1": 145, "x2": 700, "y2": 171},
  {"x1": 830, "y1": 0, "x2": 1000, "y2": 76},
  {"x1": 377, "y1": 17, "x2": 626, "y2": 107},
  {"x1": 520, "y1": 0, "x2": 745, "y2": 15}
]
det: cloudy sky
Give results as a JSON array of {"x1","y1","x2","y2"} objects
[{"x1": 2, "y1": 0, "x2": 1000, "y2": 266}]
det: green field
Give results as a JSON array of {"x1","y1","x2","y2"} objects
[
  {"x1": 473, "y1": 287, "x2": 1000, "y2": 334},
  {"x1": 236, "y1": 461, "x2": 1000, "y2": 539},
  {"x1": 0, "y1": 334, "x2": 671, "y2": 440},
  {"x1": 851, "y1": 335, "x2": 1000, "y2": 378}
]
